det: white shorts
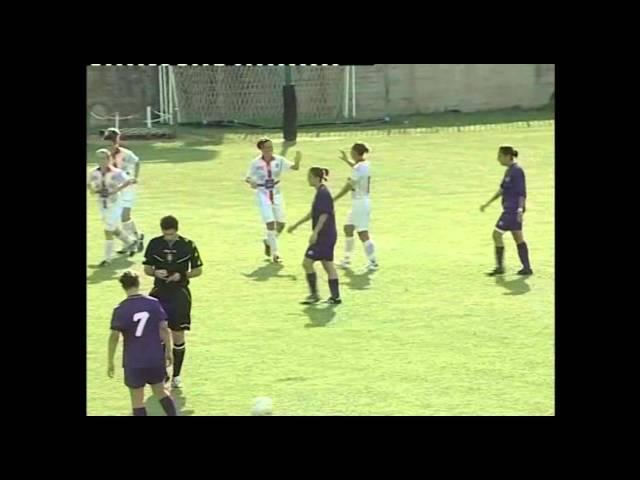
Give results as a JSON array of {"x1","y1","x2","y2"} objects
[
  {"x1": 256, "y1": 191, "x2": 286, "y2": 224},
  {"x1": 100, "y1": 203, "x2": 123, "y2": 231},
  {"x1": 120, "y1": 188, "x2": 137, "y2": 209},
  {"x1": 346, "y1": 198, "x2": 371, "y2": 232}
]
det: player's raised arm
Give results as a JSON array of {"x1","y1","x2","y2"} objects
[
  {"x1": 339, "y1": 150, "x2": 356, "y2": 168},
  {"x1": 291, "y1": 151, "x2": 302, "y2": 170}
]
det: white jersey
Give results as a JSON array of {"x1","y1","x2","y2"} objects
[
  {"x1": 88, "y1": 167, "x2": 129, "y2": 208},
  {"x1": 113, "y1": 147, "x2": 139, "y2": 177},
  {"x1": 350, "y1": 160, "x2": 371, "y2": 200},
  {"x1": 113, "y1": 147, "x2": 139, "y2": 192},
  {"x1": 246, "y1": 155, "x2": 294, "y2": 197}
]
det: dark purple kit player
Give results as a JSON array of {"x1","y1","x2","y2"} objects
[
  {"x1": 108, "y1": 271, "x2": 177, "y2": 416},
  {"x1": 288, "y1": 166, "x2": 341, "y2": 305},
  {"x1": 480, "y1": 145, "x2": 533, "y2": 276}
]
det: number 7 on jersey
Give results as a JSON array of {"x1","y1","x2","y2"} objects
[{"x1": 133, "y1": 311, "x2": 150, "y2": 337}]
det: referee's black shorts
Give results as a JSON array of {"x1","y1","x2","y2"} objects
[{"x1": 150, "y1": 286, "x2": 192, "y2": 331}]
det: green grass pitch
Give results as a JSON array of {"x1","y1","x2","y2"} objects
[{"x1": 87, "y1": 117, "x2": 554, "y2": 416}]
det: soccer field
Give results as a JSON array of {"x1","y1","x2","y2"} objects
[{"x1": 87, "y1": 117, "x2": 555, "y2": 416}]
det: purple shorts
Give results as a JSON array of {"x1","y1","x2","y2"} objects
[
  {"x1": 124, "y1": 366, "x2": 166, "y2": 389},
  {"x1": 305, "y1": 240, "x2": 336, "y2": 262},
  {"x1": 495, "y1": 212, "x2": 522, "y2": 232}
]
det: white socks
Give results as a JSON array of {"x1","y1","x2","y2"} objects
[
  {"x1": 105, "y1": 240, "x2": 115, "y2": 262},
  {"x1": 266, "y1": 230, "x2": 278, "y2": 256},
  {"x1": 122, "y1": 220, "x2": 139, "y2": 241},
  {"x1": 364, "y1": 239, "x2": 376, "y2": 263},
  {"x1": 116, "y1": 230, "x2": 135, "y2": 248},
  {"x1": 344, "y1": 237, "x2": 355, "y2": 259}
]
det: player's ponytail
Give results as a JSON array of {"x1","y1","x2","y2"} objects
[
  {"x1": 309, "y1": 166, "x2": 329, "y2": 182},
  {"x1": 499, "y1": 145, "x2": 518, "y2": 159}
]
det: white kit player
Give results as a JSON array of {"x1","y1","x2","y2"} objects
[
  {"x1": 103, "y1": 128, "x2": 144, "y2": 254},
  {"x1": 88, "y1": 149, "x2": 138, "y2": 266},
  {"x1": 244, "y1": 137, "x2": 302, "y2": 263},
  {"x1": 333, "y1": 142, "x2": 378, "y2": 271}
]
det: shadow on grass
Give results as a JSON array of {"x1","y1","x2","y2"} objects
[
  {"x1": 494, "y1": 275, "x2": 531, "y2": 296},
  {"x1": 87, "y1": 257, "x2": 136, "y2": 284},
  {"x1": 144, "y1": 388, "x2": 194, "y2": 416},
  {"x1": 302, "y1": 305, "x2": 337, "y2": 328},
  {"x1": 242, "y1": 261, "x2": 297, "y2": 282},
  {"x1": 342, "y1": 268, "x2": 373, "y2": 290}
]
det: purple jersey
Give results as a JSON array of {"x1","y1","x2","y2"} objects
[
  {"x1": 500, "y1": 163, "x2": 526, "y2": 213},
  {"x1": 311, "y1": 185, "x2": 337, "y2": 242},
  {"x1": 110, "y1": 295, "x2": 167, "y2": 368}
]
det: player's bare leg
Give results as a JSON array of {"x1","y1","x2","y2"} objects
[
  {"x1": 266, "y1": 221, "x2": 281, "y2": 263},
  {"x1": 129, "y1": 387, "x2": 147, "y2": 416},
  {"x1": 487, "y1": 229, "x2": 506, "y2": 276},
  {"x1": 339, "y1": 224, "x2": 356, "y2": 268},
  {"x1": 150, "y1": 382, "x2": 177, "y2": 416},
  {"x1": 321, "y1": 260, "x2": 342, "y2": 304},
  {"x1": 358, "y1": 230, "x2": 378, "y2": 271},
  {"x1": 511, "y1": 230, "x2": 533, "y2": 275},
  {"x1": 170, "y1": 330, "x2": 186, "y2": 388},
  {"x1": 301, "y1": 257, "x2": 320, "y2": 304},
  {"x1": 118, "y1": 207, "x2": 144, "y2": 254}
]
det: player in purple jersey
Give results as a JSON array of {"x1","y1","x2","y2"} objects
[
  {"x1": 480, "y1": 145, "x2": 533, "y2": 276},
  {"x1": 288, "y1": 167, "x2": 341, "y2": 305},
  {"x1": 108, "y1": 271, "x2": 177, "y2": 416}
]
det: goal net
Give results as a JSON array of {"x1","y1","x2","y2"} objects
[{"x1": 171, "y1": 66, "x2": 347, "y2": 127}]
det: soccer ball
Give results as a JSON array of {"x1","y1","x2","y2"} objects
[{"x1": 251, "y1": 397, "x2": 273, "y2": 416}]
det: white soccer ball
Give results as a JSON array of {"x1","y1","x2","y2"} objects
[{"x1": 251, "y1": 397, "x2": 273, "y2": 416}]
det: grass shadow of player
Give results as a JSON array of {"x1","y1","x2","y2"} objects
[
  {"x1": 494, "y1": 275, "x2": 531, "y2": 296},
  {"x1": 144, "y1": 388, "x2": 194, "y2": 416},
  {"x1": 303, "y1": 305, "x2": 337, "y2": 328},
  {"x1": 342, "y1": 268, "x2": 373, "y2": 290},
  {"x1": 86, "y1": 257, "x2": 135, "y2": 284},
  {"x1": 242, "y1": 262, "x2": 297, "y2": 282}
]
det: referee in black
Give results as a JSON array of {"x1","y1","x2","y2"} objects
[{"x1": 143, "y1": 215, "x2": 203, "y2": 389}]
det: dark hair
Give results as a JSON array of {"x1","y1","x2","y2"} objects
[
  {"x1": 103, "y1": 128, "x2": 121, "y2": 142},
  {"x1": 257, "y1": 137, "x2": 272, "y2": 150},
  {"x1": 119, "y1": 271, "x2": 140, "y2": 290},
  {"x1": 499, "y1": 145, "x2": 519, "y2": 158},
  {"x1": 309, "y1": 166, "x2": 330, "y2": 181},
  {"x1": 160, "y1": 215, "x2": 179, "y2": 231},
  {"x1": 351, "y1": 142, "x2": 370, "y2": 156}
]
